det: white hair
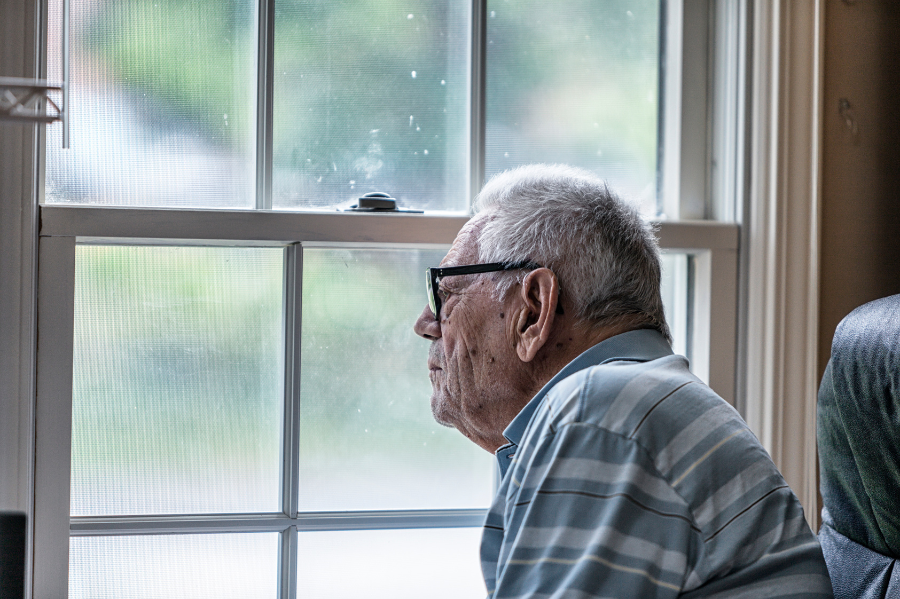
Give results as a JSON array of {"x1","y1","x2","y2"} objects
[{"x1": 473, "y1": 164, "x2": 671, "y2": 342}]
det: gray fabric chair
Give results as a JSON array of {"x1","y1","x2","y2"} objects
[{"x1": 818, "y1": 294, "x2": 900, "y2": 598}]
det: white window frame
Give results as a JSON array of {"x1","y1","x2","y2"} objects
[
  {"x1": 30, "y1": 209, "x2": 736, "y2": 599},
  {"x1": 0, "y1": 1, "x2": 832, "y2": 597},
  {"x1": 738, "y1": 0, "x2": 824, "y2": 522}
]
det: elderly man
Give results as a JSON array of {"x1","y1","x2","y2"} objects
[{"x1": 414, "y1": 165, "x2": 832, "y2": 598}]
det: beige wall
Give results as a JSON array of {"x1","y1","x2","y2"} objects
[{"x1": 819, "y1": 0, "x2": 900, "y2": 375}]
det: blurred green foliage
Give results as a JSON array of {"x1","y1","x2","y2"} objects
[
  {"x1": 71, "y1": 246, "x2": 284, "y2": 515},
  {"x1": 84, "y1": 0, "x2": 256, "y2": 148},
  {"x1": 272, "y1": 0, "x2": 470, "y2": 208},
  {"x1": 82, "y1": 0, "x2": 659, "y2": 209},
  {"x1": 71, "y1": 245, "x2": 492, "y2": 515},
  {"x1": 485, "y1": 0, "x2": 659, "y2": 199},
  {"x1": 299, "y1": 248, "x2": 493, "y2": 510}
]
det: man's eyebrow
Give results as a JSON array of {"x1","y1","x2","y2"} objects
[{"x1": 438, "y1": 276, "x2": 464, "y2": 290}]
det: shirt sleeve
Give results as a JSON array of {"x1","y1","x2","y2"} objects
[{"x1": 485, "y1": 421, "x2": 697, "y2": 599}]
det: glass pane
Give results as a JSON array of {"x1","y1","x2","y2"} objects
[
  {"x1": 299, "y1": 248, "x2": 494, "y2": 511},
  {"x1": 71, "y1": 246, "x2": 283, "y2": 516},
  {"x1": 46, "y1": 0, "x2": 257, "y2": 208},
  {"x1": 661, "y1": 253, "x2": 690, "y2": 359},
  {"x1": 297, "y1": 528, "x2": 485, "y2": 598},
  {"x1": 273, "y1": 2, "x2": 470, "y2": 211},
  {"x1": 486, "y1": 0, "x2": 660, "y2": 214},
  {"x1": 70, "y1": 533, "x2": 279, "y2": 599}
]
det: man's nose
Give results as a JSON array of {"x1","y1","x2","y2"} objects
[{"x1": 413, "y1": 305, "x2": 441, "y2": 340}]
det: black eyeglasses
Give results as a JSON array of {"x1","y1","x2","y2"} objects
[{"x1": 425, "y1": 261, "x2": 542, "y2": 318}]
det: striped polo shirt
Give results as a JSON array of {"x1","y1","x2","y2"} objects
[{"x1": 482, "y1": 329, "x2": 833, "y2": 598}]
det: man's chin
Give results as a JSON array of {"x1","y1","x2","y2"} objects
[{"x1": 430, "y1": 396, "x2": 456, "y2": 429}]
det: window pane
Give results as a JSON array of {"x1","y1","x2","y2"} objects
[
  {"x1": 273, "y1": 2, "x2": 470, "y2": 211},
  {"x1": 71, "y1": 246, "x2": 283, "y2": 516},
  {"x1": 46, "y1": 0, "x2": 257, "y2": 208},
  {"x1": 486, "y1": 0, "x2": 660, "y2": 214},
  {"x1": 661, "y1": 253, "x2": 690, "y2": 359},
  {"x1": 69, "y1": 533, "x2": 279, "y2": 599},
  {"x1": 299, "y1": 248, "x2": 494, "y2": 511},
  {"x1": 297, "y1": 528, "x2": 485, "y2": 598}
]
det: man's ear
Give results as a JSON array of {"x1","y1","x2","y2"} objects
[{"x1": 513, "y1": 268, "x2": 560, "y2": 362}]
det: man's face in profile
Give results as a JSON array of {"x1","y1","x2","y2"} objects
[{"x1": 413, "y1": 214, "x2": 525, "y2": 451}]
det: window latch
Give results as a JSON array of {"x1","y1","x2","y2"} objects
[{"x1": 345, "y1": 192, "x2": 423, "y2": 213}]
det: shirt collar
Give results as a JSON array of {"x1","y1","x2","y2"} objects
[{"x1": 495, "y1": 328, "x2": 673, "y2": 473}]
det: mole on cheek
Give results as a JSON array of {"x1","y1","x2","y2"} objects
[
  {"x1": 499, "y1": 312, "x2": 504, "y2": 319},
  {"x1": 556, "y1": 343, "x2": 564, "y2": 348}
]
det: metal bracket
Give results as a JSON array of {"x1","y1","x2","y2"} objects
[{"x1": 0, "y1": 78, "x2": 63, "y2": 124}]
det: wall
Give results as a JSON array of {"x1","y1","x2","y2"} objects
[{"x1": 819, "y1": 0, "x2": 900, "y2": 373}]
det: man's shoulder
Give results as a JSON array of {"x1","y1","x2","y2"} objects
[
  {"x1": 538, "y1": 354, "x2": 781, "y2": 504},
  {"x1": 542, "y1": 354, "x2": 736, "y2": 438}
]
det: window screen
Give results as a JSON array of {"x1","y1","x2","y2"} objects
[
  {"x1": 485, "y1": 0, "x2": 660, "y2": 214},
  {"x1": 272, "y1": 2, "x2": 471, "y2": 211},
  {"x1": 46, "y1": 0, "x2": 258, "y2": 208},
  {"x1": 71, "y1": 246, "x2": 284, "y2": 516}
]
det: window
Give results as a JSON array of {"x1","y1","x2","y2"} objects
[{"x1": 29, "y1": 0, "x2": 741, "y2": 597}]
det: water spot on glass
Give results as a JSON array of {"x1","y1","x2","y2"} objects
[
  {"x1": 410, "y1": 116, "x2": 414, "y2": 126},
  {"x1": 316, "y1": 176, "x2": 322, "y2": 183},
  {"x1": 407, "y1": 13, "x2": 414, "y2": 19},
  {"x1": 597, "y1": 149, "x2": 603, "y2": 157},
  {"x1": 332, "y1": 162, "x2": 337, "y2": 171},
  {"x1": 490, "y1": 10, "x2": 496, "y2": 17},
  {"x1": 223, "y1": 113, "x2": 228, "y2": 120},
  {"x1": 585, "y1": 35, "x2": 590, "y2": 40},
  {"x1": 349, "y1": 180, "x2": 356, "y2": 185},
  {"x1": 627, "y1": 10, "x2": 634, "y2": 19},
  {"x1": 504, "y1": 152, "x2": 509, "y2": 158},
  {"x1": 416, "y1": 126, "x2": 420, "y2": 131},
  {"x1": 594, "y1": 122, "x2": 599, "y2": 128},
  {"x1": 414, "y1": 151, "x2": 419, "y2": 155},
  {"x1": 364, "y1": 428, "x2": 369, "y2": 433},
  {"x1": 411, "y1": 71, "x2": 417, "y2": 78},
  {"x1": 424, "y1": 149, "x2": 429, "y2": 155},
  {"x1": 441, "y1": 80, "x2": 446, "y2": 85}
]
